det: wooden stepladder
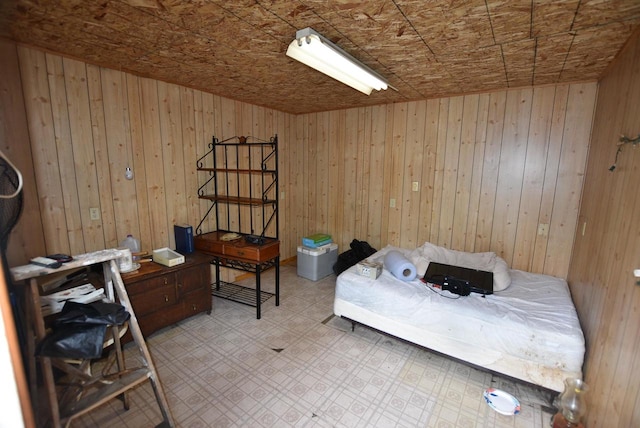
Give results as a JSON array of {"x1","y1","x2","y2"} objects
[{"x1": 11, "y1": 249, "x2": 174, "y2": 428}]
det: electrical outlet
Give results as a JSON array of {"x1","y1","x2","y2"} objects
[
  {"x1": 412, "y1": 181, "x2": 419, "y2": 192},
  {"x1": 89, "y1": 207, "x2": 100, "y2": 221},
  {"x1": 280, "y1": 191, "x2": 285, "y2": 200},
  {"x1": 390, "y1": 198, "x2": 396, "y2": 208}
]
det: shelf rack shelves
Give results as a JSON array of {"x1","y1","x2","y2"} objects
[
  {"x1": 195, "y1": 135, "x2": 279, "y2": 239},
  {"x1": 194, "y1": 135, "x2": 280, "y2": 319}
]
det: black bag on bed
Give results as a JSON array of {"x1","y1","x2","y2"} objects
[{"x1": 332, "y1": 239, "x2": 377, "y2": 275}]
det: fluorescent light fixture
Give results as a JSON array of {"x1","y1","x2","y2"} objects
[{"x1": 286, "y1": 27, "x2": 388, "y2": 95}]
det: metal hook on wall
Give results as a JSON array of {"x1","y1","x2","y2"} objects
[{"x1": 608, "y1": 134, "x2": 640, "y2": 172}]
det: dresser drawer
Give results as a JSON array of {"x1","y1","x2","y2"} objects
[
  {"x1": 182, "y1": 288, "x2": 211, "y2": 315},
  {"x1": 176, "y1": 263, "x2": 209, "y2": 294},
  {"x1": 223, "y1": 244, "x2": 257, "y2": 260},
  {"x1": 223, "y1": 240, "x2": 279, "y2": 262},
  {"x1": 126, "y1": 274, "x2": 173, "y2": 297},
  {"x1": 129, "y1": 284, "x2": 177, "y2": 316},
  {"x1": 136, "y1": 304, "x2": 187, "y2": 337},
  {"x1": 194, "y1": 237, "x2": 224, "y2": 256},
  {"x1": 195, "y1": 231, "x2": 279, "y2": 263}
]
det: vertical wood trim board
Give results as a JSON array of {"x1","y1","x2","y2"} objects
[
  {"x1": 17, "y1": 47, "x2": 71, "y2": 255},
  {"x1": 0, "y1": 40, "x2": 46, "y2": 266}
]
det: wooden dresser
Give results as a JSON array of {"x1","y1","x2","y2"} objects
[{"x1": 121, "y1": 252, "x2": 212, "y2": 338}]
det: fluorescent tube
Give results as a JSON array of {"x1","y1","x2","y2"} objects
[{"x1": 286, "y1": 28, "x2": 388, "y2": 95}]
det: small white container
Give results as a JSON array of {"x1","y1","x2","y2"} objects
[{"x1": 153, "y1": 247, "x2": 185, "y2": 267}]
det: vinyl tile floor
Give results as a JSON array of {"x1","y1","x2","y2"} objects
[{"x1": 72, "y1": 264, "x2": 557, "y2": 428}]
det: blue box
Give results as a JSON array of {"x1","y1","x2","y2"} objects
[
  {"x1": 302, "y1": 233, "x2": 332, "y2": 248},
  {"x1": 174, "y1": 224, "x2": 194, "y2": 254},
  {"x1": 302, "y1": 237, "x2": 333, "y2": 248}
]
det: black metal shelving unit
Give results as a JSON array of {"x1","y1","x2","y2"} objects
[
  {"x1": 195, "y1": 135, "x2": 279, "y2": 240},
  {"x1": 195, "y1": 135, "x2": 279, "y2": 319}
]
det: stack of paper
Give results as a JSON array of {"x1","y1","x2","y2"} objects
[{"x1": 40, "y1": 284, "x2": 105, "y2": 316}]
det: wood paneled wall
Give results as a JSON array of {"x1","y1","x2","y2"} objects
[
  {"x1": 0, "y1": 40, "x2": 46, "y2": 265},
  {"x1": 2, "y1": 42, "x2": 598, "y2": 282},
  {"x1": 295, "y1": 83, "x2": 596, "y2": 278},
  {"x1": 567, "y1": 30, "x2": 640, "y2": 427},
  {"x1": 2, "y1": 43, "x2": 294, "y2": 266}
]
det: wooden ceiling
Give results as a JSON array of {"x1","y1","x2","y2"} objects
[{"x1": 2, "y1": 1, "x2": 639, "y2": 114}]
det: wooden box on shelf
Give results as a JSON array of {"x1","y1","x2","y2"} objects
[{"x1": 194, "y1": 230, "x2": 279, "y2": 263}]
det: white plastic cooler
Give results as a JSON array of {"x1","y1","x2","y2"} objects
[{"x1": 297, "y1": 243, "x2": 338, "y2": 281}]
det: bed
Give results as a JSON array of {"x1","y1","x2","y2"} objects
[{"x1": 333, "y1": 244, "x2": 585, "y2": 392}]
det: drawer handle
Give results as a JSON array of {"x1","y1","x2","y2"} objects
[
  {"x1": 177, "y1": 283, "x2": 182, "y2": 288},
  {"x1": 192, "y1": 304, "x2": 197, "y2": 311},
  {"x1": 164, "y1": 295, "x2": 169, "y2": 302},
  {"x1": 237, "y1": 250, "x2": 245, "y2": 256},
  {"x1": 163, "y1": 278, "x2": 168, "y2": 285}
]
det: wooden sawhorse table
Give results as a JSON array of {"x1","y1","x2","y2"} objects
[{"x1": 11, "y1": 249, "x2": 174, "y2": 428}]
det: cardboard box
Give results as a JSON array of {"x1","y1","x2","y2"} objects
[
  {"x1": 153, "y1": 247, "x2": 185, "y2": 267},
  {"x1": 356, "y1": 260, "x2": 383, "y2": 279}
]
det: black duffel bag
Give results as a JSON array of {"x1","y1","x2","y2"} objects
[{"x1": 333, "y1": 239, "x2": 377, "y2": 276}]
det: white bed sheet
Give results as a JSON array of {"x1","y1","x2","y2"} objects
[{"x1": 333, "y1": 246, "x2": 585, "y2": 392}]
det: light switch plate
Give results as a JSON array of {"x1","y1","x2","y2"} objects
[{"x1": 89, "y1": 207, "x2": 100, "y2": 220}]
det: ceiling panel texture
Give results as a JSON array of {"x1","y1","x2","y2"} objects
[{"x1": 2, "y1": 0, "x2": 639, "y2": 114}]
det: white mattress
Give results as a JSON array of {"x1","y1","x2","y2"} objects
[{"x1": 333, "y1": 247, "x2": 585, "y2": 392}]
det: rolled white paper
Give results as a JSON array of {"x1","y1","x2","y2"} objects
[{"x1": 384, "y1": 250, "x2": 417, "y2": 281}]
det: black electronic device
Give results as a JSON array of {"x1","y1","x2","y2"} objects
[
  {"x1": 423, "y1": 262, "x2": 494, "y2": 296},
  {"x1": 244, "y1": 234, "x2": 265, "y2": 245},
  {"x1": 47, "y1": 253, "x2": 73, "y2": 263},
  {"x1": 440, "y1": 277, "x2": 471, "y2": 296}
]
